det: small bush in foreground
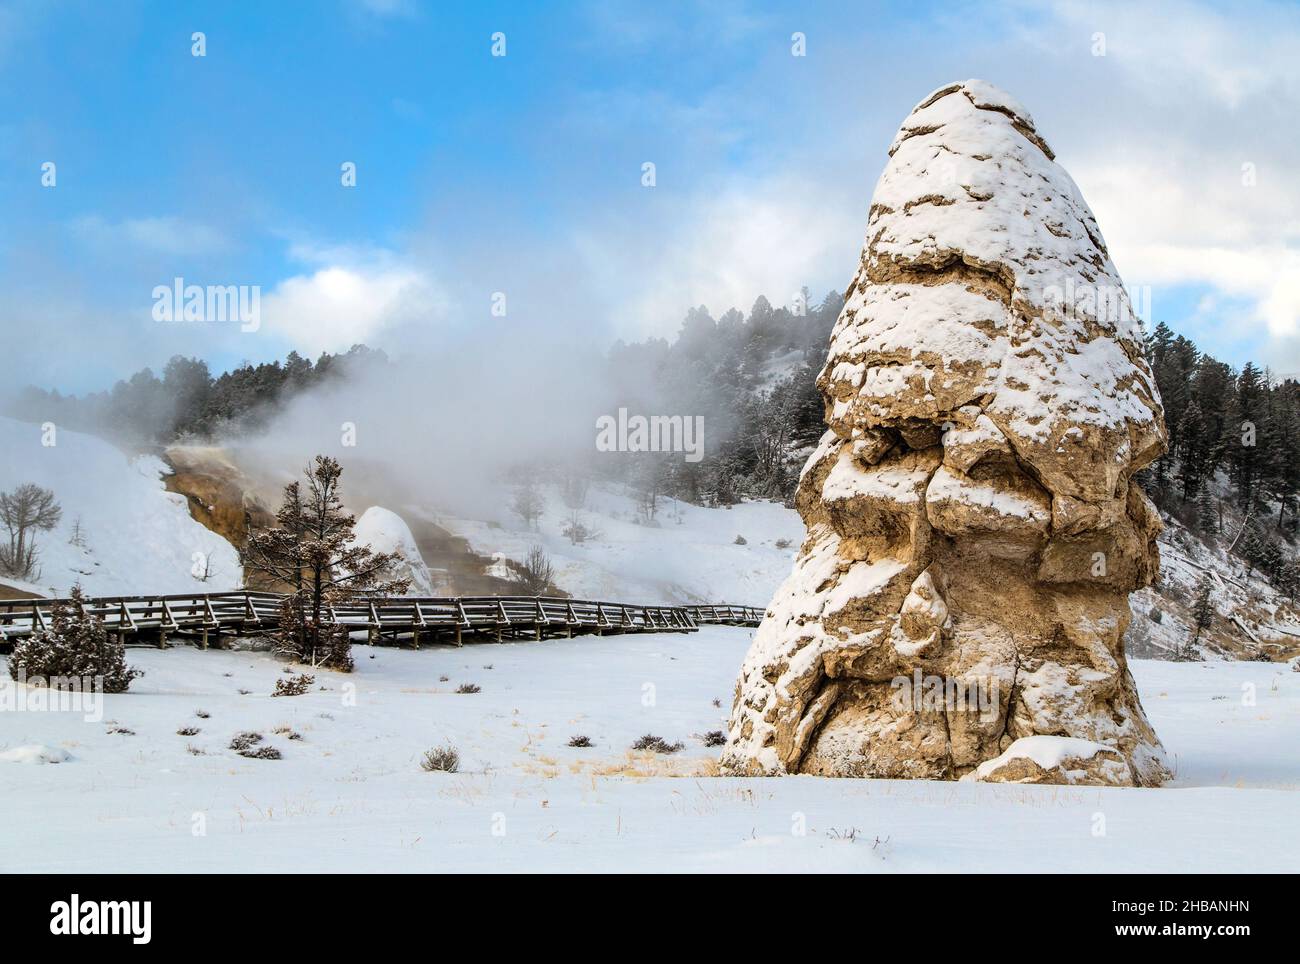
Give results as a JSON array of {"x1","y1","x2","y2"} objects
[
  {"x1": 568, "y1": 735, "x2": 593, "y2": 748},
  {"x1": 702, "y1": 730, "x2": 727, "y2": 747},
  {"x1": 271, "y1": 672, "x2": 315, "y2": 697},
  {"x1": 632, "y1": 734, "x2": 683, "y2": 754},
  {"x1": 420, "y1": 745, "x2": 460, "y2": 772},
  {"x1": 238, "y1": 745, "x2": 281, "y2": 760},
  {"x1": 177, "y1": 726, "x2": 200, "y2": 737},
  {"x1": 229, "y1": 731, "x2": 263, "y2": 752},
  {"x1": 456, "y1": 683, "x2": 481, "y2": 694},
  {"x1": 7, "y1": 586, "x2": 141, "y2": 693}
]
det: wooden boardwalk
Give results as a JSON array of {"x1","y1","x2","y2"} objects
[{"x1": 0, "y1": 590, "x2": 763, "y2": 649}]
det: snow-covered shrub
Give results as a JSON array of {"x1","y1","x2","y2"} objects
[
  {"x1": 271, "y1": 672, "x2": 315, "y2": 697},
  {"x1": 239, "y1": 745, "x2": 281, "y2": 760},
  {"x1": 733, "y1": 534, "x2": 747, "y2": 545},
  {"x1": 177, "y1": 726, "x2": 200, "y2": 736},
  {"x1": 631, "y1": 734, "x2": 683, "y2": 754},
  {"x1": 702, "y1": 730, "x2": 726, "y2": 747},
  {"x1": 456, "y1": 683, "x2": 481, "y2": 694},
  {"x1": 228, "y1": 731, "x2": 263, "y2": 752},
  {"x1": 568, "y1": 735, "x2": 593, "y2": 748},
  {"x1": 420, "y1": 745, "x2": 460, "y2": 772},
  {"x1": 7, "y1": 586, "x2": 141, "y2": 693}
]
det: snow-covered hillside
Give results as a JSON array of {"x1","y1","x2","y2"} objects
[
  {"x1": 0, "y1": 417, "x2": 240, "y2": 597},
  {"x1": 1, "y1": 628, "x2": 1295, "y2": 872},
  {"x1": 1127, "y1": 485, "x2": 1300, "y2": 662},
  {"x1": 422, "y1": 483, "x2": 802, "y2": 604}
]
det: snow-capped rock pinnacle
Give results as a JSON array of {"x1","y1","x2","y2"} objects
[{"x1": 721, "y1": 80, "x2": 1170, "y2": 786}]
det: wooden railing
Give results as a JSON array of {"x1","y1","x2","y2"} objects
[{"x1": 0, "y1": 590, "x2": 764, "y2": 648}]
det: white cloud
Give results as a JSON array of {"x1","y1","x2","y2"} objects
[
  {"x1": 71, "y1": 215, "x2": 229, "y2": 256},
  {"x1": 261, "y1": 245, "x2": 444, "y2": 357},
  {"x1": 1049, "y1": 0, "x2": 1300, "y2": 108}
]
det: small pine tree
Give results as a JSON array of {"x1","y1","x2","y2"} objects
[
  {"x1": 1196, "y1": 491, "x2": 1218, "y2": 538},
  {"x1": 241, "y1": 456, "x2": 409, "y2": 670},
  {"x1": 8, "y1": 586, "x2": 142, "y2": 692},
  {"x1": 1188, "y1": 577, "x2": 1215, "y2": 654}
]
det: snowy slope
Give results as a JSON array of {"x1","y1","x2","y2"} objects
[
  {"x1": 1, "y1": 629, "x2": 1295, "y2": 872},
  {"x1": 0, "y1": 417, "x2": 241, "y2": 597},
  {"x1": 1126, "y1": 480, "x2": 1300, "y2": 662},
  {"x1": 422, "y1": 483, "x2": 802, "y2": 604}
]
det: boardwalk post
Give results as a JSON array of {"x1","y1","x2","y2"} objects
[{"x1": 454, "y1": 599, "x2": 468, "y2": 647}]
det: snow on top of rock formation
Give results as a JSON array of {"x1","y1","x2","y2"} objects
[
  {"x1": 353, "y1": 506, "x2": 435, "y2": 596},
  {"x1": 925, "y1": 464, "x2": 1050, "y2": 522},
  {"x1": 826, "y1": 79, "x2": 1165, "y2": 503},
  {"x1": 969, "y1": 735, "x2": 1128, "y2": 785}
]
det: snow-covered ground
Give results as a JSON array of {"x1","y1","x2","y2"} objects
[
  {"x1": 2, "y1": 628, "x2": 1296, "y2": 872},
  {"x1": 424, "y1": 485, "x2": 802, "y2": 605},
  {"x1": 0, "y1": 416, "x2": 240, "y2": 597}
]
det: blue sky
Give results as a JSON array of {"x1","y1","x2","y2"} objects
[{"x1": 1, "y1": 0, "x2": 1297, "y2": 391}]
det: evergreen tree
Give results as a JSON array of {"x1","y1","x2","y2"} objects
[
  {"x1": 241, "y1": 457, "x2": 409, "y2": 670},
  {"x1": 1228, "y1": 362, "x2": 1267, "y2": 505},
  {"x1": 1188, "y1": 577, "x2": 1214, "y2": 654},
  {"x1": 1196, "y1": 490, "x2": 1219, "y2": 537},
  {"x1": 8, "y1": 586, "x2": 142, "y2": 692}
]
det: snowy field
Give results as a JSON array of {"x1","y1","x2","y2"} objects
[{"x1": 2, "y1": 627, "x2": 1297, "y2": 873}]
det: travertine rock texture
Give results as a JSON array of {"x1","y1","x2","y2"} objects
[{"x1": 722, "y1": 80, "x2": 1170, "y2": 787}]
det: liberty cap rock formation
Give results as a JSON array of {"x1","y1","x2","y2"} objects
[{"x1": 722, "y1": 80, "x2": 1170, "y2": 786}]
